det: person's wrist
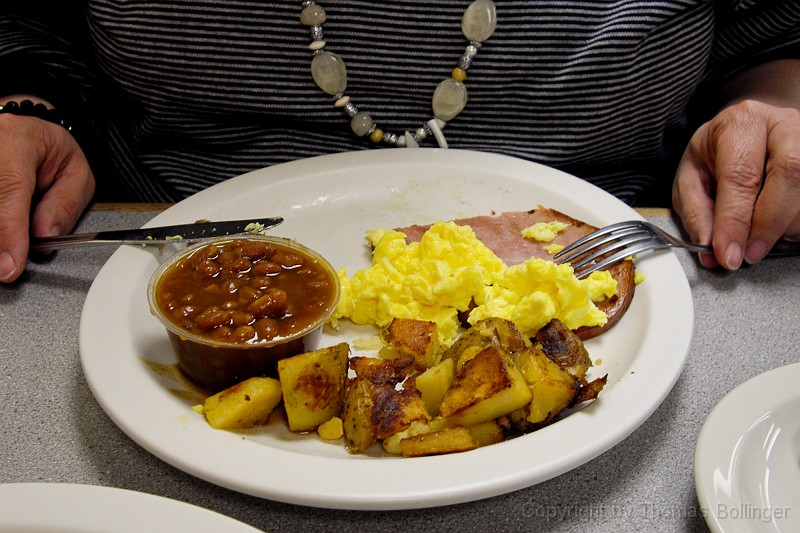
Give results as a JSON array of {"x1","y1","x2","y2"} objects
[{"x1": 0, "y1": 98, "x2": 74, "y2": 134}]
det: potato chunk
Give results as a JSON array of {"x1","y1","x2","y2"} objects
[
  {"x1": 466, "y1": 420, "x2": 505, "y2": 447},
  {"x1": 514, "y1": 344, "x2": 579, "y2": 425},
  {"x1": 439, "y1": 346, "x2": 532, "y2": 427},
  {"x1": 399, "y1": 426, "x2": 478, "y2": 457},
  {"x1": 443, "y1": 317, "x2": 528, "y2": 362},
  {"x1": 203, "y1": 376, "x2": 282, "y2": 429},
  {"x1": 342, "y1": 356, "x2": 429, "y2": 453},
  {"x1": 277, "y1": 343, "x2": 349, "y2": 432},
  {"x1": 342, "y1": 376, "x2": 378, "y2": 453},
  {"x1": 534, "y1": 319, "x2": 592, "y2": 379},
  {"x1": 413, "y1": 357, "x2": 455, "y2": 417},
  {"x1": 381, "y1": 318, "x2": 440, "y2": 370}
]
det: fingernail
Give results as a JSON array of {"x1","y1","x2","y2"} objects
[
  {"x1": 48, "y1": 224, "x2": 62, "y2": 237},
  {"x1": 699, "y1": 252, "x2": 717, "y2": 269},
  {"x1": 745, "y1": 240, "x2": 770, "y2": 264},
  {"x1": 0, "y1": 251, "x2": 17, "y2": 282},
  {"x1": 724, "y1": 242, "x2": 743, "y2": 270}
]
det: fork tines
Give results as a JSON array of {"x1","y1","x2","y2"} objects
[{"x1": 554, "y1": 220, "x2": 656, "y2": 278}]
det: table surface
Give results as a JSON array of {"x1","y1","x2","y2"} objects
[{"x1": 2, "y1": 205, "x2": 798, "y2": 532}]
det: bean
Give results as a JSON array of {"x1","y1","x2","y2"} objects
[
  {"x1": 193, "y1": 244, "x2": 219, "y2": 262},
  {"x1": 250, "y1": 276, "x2": 271, "y2": 289},
  {"x1": 204, "y1": 284, "x2": 221, "y2": 295},
  {"x1": 238, "y1": 286, "x2": 261, "y2": 301},
  {"x1": 195, "y1": 259, "x2": 221, "y2": 277},
  {"x1": 224, "y1": 257, "x2": 252, "y2": 273},
  {"x1": 178, "y1": 305, "x2": 197, "y2": 317},
  {"x1": 219, "y1": 250, "x2": 240, "y2": 265},
  {"x1": 209, "y1": 326, "x2": 232, "y2": 339},
  {"x1": 194, "y1": 307, "x2": 232, "y2": 330},
  {"x1": 252, "y1": 261, "x2": 281, "y2": 276},
  {"x1": 240, "y1": 241, "x2": 271, "y2": 260},
  {"x1": 221, "y1": 300, "x2": 239, "y2": 310},
  {"x1": 249, "y1": 288, "x2": 289, "y2": 318},
  {"x1": 272, "y1": 251, "x2": 304, "y2": 268},
  {"x1": 231, "y1": 325, "x2": 256, "y2": 343},
  {"x1": 254, "y1": 317, "x2": 279, "y2": 340},
  {"x1": 224, "y1": 279, "x2": 243, "y2": 295},
  {"x1": 231, "y1": 310, "x2": 254, "y2": 326},
  {"x1": 180, "y1": 293, "x2": 197, "y2": 304}
]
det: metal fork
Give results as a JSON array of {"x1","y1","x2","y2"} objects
[{"x1": 553, "y1": 220, "x2": 800, "y2": 278}]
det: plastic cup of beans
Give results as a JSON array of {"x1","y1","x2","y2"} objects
[{"x1": 147, "y1": 235, "x2": 340, "y2": 392}]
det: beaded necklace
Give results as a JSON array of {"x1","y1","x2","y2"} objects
[{"x1": 299, "y1": 0, "x2": 498, "y2": 148}]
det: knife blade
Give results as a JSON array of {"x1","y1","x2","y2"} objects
[{"x1": 29, "y1": 216, "x2": 284, "y2": 252}]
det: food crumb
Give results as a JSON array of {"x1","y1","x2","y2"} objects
[
  {"x1": 520, "y1": 221, "x2": 569, "y2": 242},
  {"x1": 543, "y1": 243, "x2": 564, "y2": 254},
  {"x1": 352, "y1": 335, "x2": 384, "y2": 351},
  {"x1": 317, "y1": 417, "x2": 344, "y2": 440}
]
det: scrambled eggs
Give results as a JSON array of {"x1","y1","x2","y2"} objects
[
  {"x1": 332, "y1": 221, "x2": 617, "y2": 344},
  {"x1": 520, "y1": 221, "x2": 569, "y2": 242}
]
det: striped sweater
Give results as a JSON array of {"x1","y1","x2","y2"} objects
[{"x1": 2, "y1": 1, "x2": 799, "y2": 205}]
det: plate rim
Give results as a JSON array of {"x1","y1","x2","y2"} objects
[{"x1": 79, "y1": 149, "x2": 693, "y2": 510}]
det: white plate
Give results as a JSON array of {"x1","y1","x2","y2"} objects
[
  {"x1": 695, "y1": 362, "x2": 800, "y2": 533},
  {"x1": 0, "y1": 483, "x2": 261, "y2": 532},
  {"x1": 80, "y1": 149, "x2": 693, "y2": 510}
]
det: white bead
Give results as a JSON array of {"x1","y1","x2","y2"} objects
[
  {"x1": 403, "y1": 131, "x2": 419, "y2": 148},
  {"x1": 415, "y1": 127, "x2": 427, "y2": 140},
  {"x1": 427, "y1": 119, "x2": 448, "y2": 148},
  {"x1": 465, "y1": 44, "x2": 478, "y2": 57},
  {"x1": 334, "y1": 95, "x2": 351, "y2": 107},
  {"x1": 432, "y1": 78, "x2": 468, "y2": 122},
  {"x1": 462, "y1": 0, "x2": 497, "y2": 43},
  {"x1": 396, "y1": 135, "x2": 406, "y2": 147},
  {"x1": 309, "y1": 40, "x2": 326, "y2": 51}
]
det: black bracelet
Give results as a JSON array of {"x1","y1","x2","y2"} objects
[{"x1": 0, "y1": 99, "x2": 74, "y2": 134}]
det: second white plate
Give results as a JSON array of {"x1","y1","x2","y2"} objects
[
  {"x1": 0, "y1": 483, "x2": 261, "y2": 533},
  {"x1": 695, "y1": 362, "x2": 800, "y2": 533},
  {"x1": 80, "y1": 149, "x2": 693, "y2": 510}
]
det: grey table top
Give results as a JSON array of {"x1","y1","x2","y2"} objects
[{"x1": 1, "y1": 206, "x2": 798, "y2": 532}]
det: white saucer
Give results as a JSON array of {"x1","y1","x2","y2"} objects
[
  {"x1": 695, "y1": 362, "x2": 800, "y2": 533},
  {"x1": 0, "y1": 483, "x2": 262, "y2": 532}
]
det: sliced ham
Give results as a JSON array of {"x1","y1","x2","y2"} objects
[{"x1": 396, "y1": 207, "x2": 635, "y2": 340}]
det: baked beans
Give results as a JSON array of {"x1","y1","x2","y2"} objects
[{"x1": 154, "y1": 238, "x2": 336, "y2": 344}]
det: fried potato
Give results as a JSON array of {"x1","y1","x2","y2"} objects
[
  {"x1": 278, "y1": 343, "x2": 349, "y2": 432},
  {"x1": 381, "y1": 318, "x2": 441, "y2": 370},
  {"x1": 534, "y1": 319, "x2": 592, "y2": 379},
  {"x1": 202, "y1": 376, "x2": 282, "y2": 429},
  {"x1": 342, "y1": 376, "x2": 378, "y2": 453},
  {"x1": 439, "y1": 346, "x2": 532, "y2": 427},
  {"x1": 514, "y1": 344, "x2": 579, "y2": 425},
  {"x1": 442, "y1": 317, "x2": 529, "y2": 362},
  {"x1": 413, "y1": 357, "x2": 455, "y2": 417},
  {"x1": 399, "y1": 426, "x2": 478, "y2": 457},
  {"x1": 466, "y1": 420, "x2": 505, "y2": 447},
  {"x1": 342, "y1": 356, "x2": 430, "y2": 453}
]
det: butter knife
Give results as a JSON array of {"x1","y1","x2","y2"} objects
[{"x1": 30, "y1": 216, "x2": 284, "y2": 252}]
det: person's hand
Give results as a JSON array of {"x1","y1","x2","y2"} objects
[
  {"x1": 672, "y1": 99, "x2": 800, "y2": 270},
  {"x1": 0, "y1": 111, "x2": 95, "y2": 283}
]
